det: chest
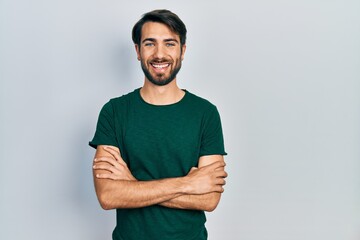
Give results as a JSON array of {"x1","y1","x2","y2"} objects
[{"x1": 119, "y1": 107, "x2": 204, "y2": 180}]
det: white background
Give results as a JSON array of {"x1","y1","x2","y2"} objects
[{"x1": 1, "y1": 0, "x2": 359, "y2": 239}]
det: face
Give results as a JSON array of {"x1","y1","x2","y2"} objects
[{"x1": 135, "y1": 22, "x2": 186, "y2": 86}]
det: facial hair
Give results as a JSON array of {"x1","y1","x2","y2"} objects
[{"x1": 140, "y1": 58, "x2": 182, "y2": 86}]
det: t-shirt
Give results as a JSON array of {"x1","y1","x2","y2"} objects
[{"x1": 89, "y1": 88, "x2": 227, "y2": 240}]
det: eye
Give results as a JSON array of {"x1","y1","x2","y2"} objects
[
  {"x1": 144, "y1": 42, "x2": 154, "y2": 47},
  {"x1": 166, "y1": 42, "x2": 176, "y2": 47}
]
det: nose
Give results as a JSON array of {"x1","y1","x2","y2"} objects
[{"x1": 153, "y1": 45, "x2": 165, "y2": 59}]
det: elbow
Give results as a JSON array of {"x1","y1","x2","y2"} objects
[
  {"x1": 97, "y1": 192, "x2": 115, "y2": 210},
  {"x1": 99, "y1": 200, "x2": 113, "y2": 210},
  {"x1": 98, "y1": 196, "x2": 112, "y2": 210},
  {"x1": 204, "y1": 201, "x2": 219, "y2": 212},
  {"x1": 204, "y1": 194, "x2": 221, "y2": 212},
  {"x1": 94, "y1": 180, "x2": 120, "y2": 210},
  {"x1": 97, "y1": 188, "x2": 130, "y2": 210}
]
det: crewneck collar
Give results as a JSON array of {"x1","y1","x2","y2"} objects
[{"x1": 136, "y1": 88, "x2": 188, "y2": 107}]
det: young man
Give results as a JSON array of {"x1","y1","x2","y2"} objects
[{"x1": 90, "y1": 9, "x2": 227, "y2": 240}]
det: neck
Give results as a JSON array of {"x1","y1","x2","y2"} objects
[{"x1": 140, "y1": 79, "x2": 185, "y2": 105}]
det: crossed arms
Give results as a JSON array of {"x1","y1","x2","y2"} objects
[{"x1": 92, "y1": 145, "x2": 227, "y2": 212}]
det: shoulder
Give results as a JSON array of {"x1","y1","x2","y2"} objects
[
  {"x1": 108, "y1": 88, "x2": 139, "y2": 106},
  {"x1": 99, "y1": 89, "x2": 139, "y2": 115},
  {"x1": 101, "y1": 88, "x2": 139, "y2": 111},
  {"x1": 185, "y1": 90, "x2": 218, "y2": 112}
]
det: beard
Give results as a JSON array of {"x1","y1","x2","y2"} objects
[{"x1": 140, "y1": 58, "x2": 182, "y2": 86}]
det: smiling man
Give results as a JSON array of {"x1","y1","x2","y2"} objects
[
  {"x1": 89, "y1": 9, "x2": 227, "y2": 240},
  {"x1": 138, "y1": 21, "x2": 183, "y2": 87}
]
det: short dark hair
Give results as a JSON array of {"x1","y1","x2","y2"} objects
[{"x1": 132, "y1": 9, "x2": 187, "y2": 47}]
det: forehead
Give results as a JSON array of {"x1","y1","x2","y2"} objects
[{"x1": 141, "y1": 22, "x2": 180, "y2": 41}]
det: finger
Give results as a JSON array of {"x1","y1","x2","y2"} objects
[
  {"x1": 95, "y1": 157, "x2": 127, "y2": 169},
  {"x1": 216, "y1": 170, "x2": 228, "y2": 178},
  {"x1": 214, "y1": 161, "x2": 226, "y2": 169},
  {"x1": 213, "y1": 169, "x2": 228, "y2": 178},
  {"x1": 214, "y1": 166, "x2": 225, "y2": 172},
  {"x1": 103, "y1": 145, "x2": 120, "y2": 154},
  {"x1": 103, "y1": 147, "x2": 127, "y2": 165},
  {"x1": 212, "y1": 185, "x2": 225, "y2": 193},
  {"x1": 93, "y1": 162, "x2": 122, "y2": 173},
  {"x1": 94, "y1": 157, "x2": 120, "y2": 167},
  {"x1": 205, "y1": 161, "x2": 225, "y2": 170},
  {"x1": 95, "y1": 172, "x2": 119, "y2": 180},
  {"x1": 215, "y1": 178, "x2": 226, "y2": 185},
  {"x1": 103, "y1": 146, "x2": 120, "y2": 157},
  {"x1": 93, "y1": 164, "x2": 120, "y2": 174}
]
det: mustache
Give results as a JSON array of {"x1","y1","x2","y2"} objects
[{"x1": 150, "y1": 58, "x2": 172, "y2": 63}]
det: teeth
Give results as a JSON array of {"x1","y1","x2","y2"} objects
[{"x1": 152, "y1": 63, "x2": 169, "y2": 68}]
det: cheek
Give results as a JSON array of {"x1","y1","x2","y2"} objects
[{"x1": 141, "y1": 51, "x2": 154, "y2": 60}]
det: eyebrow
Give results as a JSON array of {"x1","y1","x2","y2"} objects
[
  {"x1": 164, "y1": 38, "x2": 179, "y2": 43},
  {"x1": 142, "y1": 38, "x2": 179, "y2": 43},
  {"x1": 142, "y1": 38, "x2": 156, "y2": 43}
]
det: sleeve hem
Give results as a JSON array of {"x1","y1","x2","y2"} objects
[
  {"x1": 88, "y1": 141, "x2": 118, "y2": 149},
  {"x1": 199, "y1": 151, "x2": 227, "y2": 157}
]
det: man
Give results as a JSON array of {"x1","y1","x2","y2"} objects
[{"x1": 89, "y1": 9, "x2": 227, "y2": 240}]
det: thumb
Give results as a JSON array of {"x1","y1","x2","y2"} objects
[{"x1": 189, "y1": 167, "x2": 198, "y2": 173}]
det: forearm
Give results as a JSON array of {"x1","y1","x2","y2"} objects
[
  {"x1": 159, "y1": 192, "x2": 221, "y2": 212},
  {"x1": 95, "y1": 177, "x2": 186, "y2": 210},
  {"x1": 93, "y1": 147, "x2": 227, "y2": 210},
  {"x1": 159, "y1": 155, "x2": 226, "y2": 212},
  {"x1": 93, "y1": 146, "x2": 190, "y2": 210}
]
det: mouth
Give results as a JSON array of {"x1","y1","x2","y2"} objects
[{"x1": 150, "y1": 62, "x2": 170, "y2": 72}]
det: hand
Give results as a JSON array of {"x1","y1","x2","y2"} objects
[
  {"x1": 184, "y1": 161, "x2": 227, "y2": 195},
  {"x1": 93, "y1": 146, "x2": 137, "y2": 181}
]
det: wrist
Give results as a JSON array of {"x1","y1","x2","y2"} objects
[{"x1": 178, "y1": 176, "x2": 192, "y2": 194}]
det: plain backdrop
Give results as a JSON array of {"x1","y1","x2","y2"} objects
[{"x1": 1, "y1": 0, "x2": 359, "y2": 239}]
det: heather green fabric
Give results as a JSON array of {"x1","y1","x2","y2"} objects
[{"x1": 89, "y1": 88, "x2": 226, "y2": 240}]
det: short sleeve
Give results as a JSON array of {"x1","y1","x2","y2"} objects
[
  {"x1": 89, "y1": 101, "x2": 119, "y2": 149},
  {"x1": 199, "y1": 105, "x2": 227, "y2": 156}
]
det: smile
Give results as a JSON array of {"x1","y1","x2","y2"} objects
[{"x1": 150, "y1": 63, "x2": 170, "y2": 69}]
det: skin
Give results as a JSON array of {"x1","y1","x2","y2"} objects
[
  {"x1": 93, "y1": 146, "x2": 227, "y2": 211},
  {"x1": 136, "y1": 21, "x2": 185, "y2": 88},
  {"x1": 92, "y1": 21, "x2": 227, "y2": 212}
]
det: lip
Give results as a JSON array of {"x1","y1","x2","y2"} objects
[{"x1": 150, "y1": 63, "x2": 170, "y2": 72}]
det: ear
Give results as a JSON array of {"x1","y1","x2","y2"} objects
[
  {"x1": 181, "y1": 44, "x2": 186, "y2": 61},
  {"x1": 135, "y1": 44, "x2": 141, "y2": 61}
]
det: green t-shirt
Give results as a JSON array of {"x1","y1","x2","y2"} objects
[{"x1": 89, "y1": 88, "x2": 226, "y2": 240}]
